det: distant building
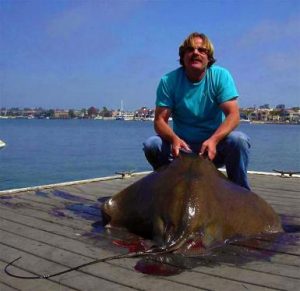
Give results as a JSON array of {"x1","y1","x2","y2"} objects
[
  {"x1": 135, "y1": 107, "x2": 154, "y2": 120},
  {"x1": 276, "y1": 104, "x2": 285, "y2": 110},
  {"x1": 53, "y1": 110, "x2": 69, "y2": 119},
  {"x1": 280, "y1": 109, "x2": 300, "y2": 123}
]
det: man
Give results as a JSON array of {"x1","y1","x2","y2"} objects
[{"x1": 143, "y1": 32, "x2": 251, "y2": 190}]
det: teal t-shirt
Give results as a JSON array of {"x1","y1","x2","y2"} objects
[{"x1": 156, "y1": 65, "x2": 239, "y2": 143}]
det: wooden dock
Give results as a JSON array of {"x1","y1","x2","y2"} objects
[{"x1": 0, "y1": 172, "x2": 299, "y2": 291}]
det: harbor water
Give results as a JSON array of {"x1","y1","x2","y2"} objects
[{"x1": 0, "y1": 119, "x2": 299, "y2": 191}]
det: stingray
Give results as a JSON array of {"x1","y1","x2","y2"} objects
[
  {"x1": 5, "y1": 153, "x2": 282, "y2": 279},
  {"x1": 102, "y1": 152, "x2": 282, "y2": 255}
]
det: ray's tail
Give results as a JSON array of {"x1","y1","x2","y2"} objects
[
  {"x1": 4, "y1": 251, "x2": 146, "y2": 280},
  {"x1": 4, "y1": 246, "x2": 174, "y2": 280}
]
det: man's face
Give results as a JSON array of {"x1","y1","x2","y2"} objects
[{"x1": 183, "y1": 37, "x2": 209, "y2": 73}]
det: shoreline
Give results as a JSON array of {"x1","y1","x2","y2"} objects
[
  {"x1": 249, "y1": 121, "x2": 300, "y2": 125},
  {"x1": 0, "y1": 116, "x2": 299, "y2": 125}
]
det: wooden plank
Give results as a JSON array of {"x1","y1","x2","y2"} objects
[
  {"x1": 74, "y1": 177, "x2": 140, "y2": 192},
  {"x1": 268, "y1": 205, "x2": 300, "y2": 216},
  {"x1": 10, "y1": 192, "x2": 97, "y2": 209},
  {"x1": 267, "y1": 252, "x2": 300, "y2": 266},
  {"x1": 0, "y1": 203, "x2": 98, "y2": 235},
  {"x1": 0, "y1": 229, "x2": 204, "y2": 290},
  {"x1": 0, "y1": 260, "x2": 77, "y2": 291},
  {"x1": 0, "y1": 221, "x2": 114, "y2": 259},
  {"x1": 181, "y1": 265, "x2": 299, "y2": 291},
  {"x1": 249, "y1": 175, "x2": 300, "y2": 186},
  {"x1": 115, "y1": 251, "x2": 300, "y2": 290},
  {"x1": 112, "y1": 258, "x2": 279, "y2": 291},
  {"x1": 233, "y1": 260, "x2": 300, "y2": 278},
  {"x1": 0, "y1": 250, "x2": 203, "y2": 291},
  {"x1": 256, "y1": 198, "x2": 300, "y2": 208},
  {"x1": 255, "y1": 188, "x2": 300, "y2": 198},
  {"x1": 0, "y1": 280, "x2": 20, "y2": 291},
  {"x1": 256, "y1": 196, "x2": 300, "y2": 205},
  {"x1": 255, "y1": 191, "x2": 300, "y2": 201},
  {"x1": 0, "y1": 245, "x2": 137, "y2": 291},
  {"x1": 0, "y1": 208, "x2": 107, "y2": 245},
  {"x1": 0, "y1": 195, "x2": 102, "y2": 222},
  {"x1": 256, "y1": 188, "x2": 300, "y2": 197},
  {"x1": 1, "y1": 187, "x2": 104, "y2": 207},
  {"x1": 147, "y1": 268, "x2": 282, "y2": 291}
]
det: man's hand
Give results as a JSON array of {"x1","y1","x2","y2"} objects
[
  {"x1": 172, "y1": 138, "x2": 191, "y2": 157},
  {"x1": 200, "y1": 138, "x2": 217, "y2": 160},
  {"x1": 200, "y1": 99, "x2": 240, "y2": 160}
]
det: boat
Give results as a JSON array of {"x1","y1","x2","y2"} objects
[
  {"x1": 94, "y1": 115, "x2": 103, "y2": 120},
  {"x1": 115, "y1": 112, "x2": 134, "y2": 121},
  {"x1": 240, "y1": 118, "x2": 251, "y2": 123},
  {"x1": 0, "y1": 140, "x2": 6, "y2": 149},
  {"x1": 115, "y1": 99, "x2": 135, "y2": 121},
  {"x1": 115, "y1": 116, "x2": 125, "y2": 121}
]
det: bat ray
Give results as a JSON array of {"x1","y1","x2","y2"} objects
[{"x1": 102, "y1": 152, "x2": 282, "y2": 254}]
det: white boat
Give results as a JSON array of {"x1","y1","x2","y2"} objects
[
  {"x1": 240, "y1": 118, "x2": 251, "y2": 123},
  {"x1": 94, "y1": 115, "x2": 103, "y2": 120},
  {"x1": 0, "y1": 140, "x2": 6, "y2": 149},
  {"x1": 143, "y1": 117, "x2": 154, "y2": 121},
  {"x1": 115, "y1": 115, "x2": 125, "y2": 121},
  {"x1": 115, "y1": 112, "x2": 134, "y2": 121}
]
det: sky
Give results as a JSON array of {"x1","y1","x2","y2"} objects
[{"x1": 1, "y1": 0, "x2": 299, "y2": 110}]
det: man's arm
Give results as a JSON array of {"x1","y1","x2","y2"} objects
[
  {"x1": 200, "y1": 99, "x2": 240, "y2": 160},
  {"x1": 154, "y1": 107, "x2": 191, "y2": 157}
]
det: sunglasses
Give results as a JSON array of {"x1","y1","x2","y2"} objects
[{"x1": 185, "y1": 46, "x2": 209, "y2": 55}]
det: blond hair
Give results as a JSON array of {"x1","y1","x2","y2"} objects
[{"x1": 179, "y1": 32, "x2": 216, "y2": 67}]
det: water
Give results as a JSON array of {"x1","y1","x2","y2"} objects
[{"x1": 0, "y1": 119, "x2": 299, "y2": 191}]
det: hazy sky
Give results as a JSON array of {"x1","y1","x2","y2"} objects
[{"x1": 1, "y1": 0, "x2": 299, "y2": 110}]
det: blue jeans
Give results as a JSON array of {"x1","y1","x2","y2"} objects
[{"x1": 143, "y1": 131, "x2": 251, "y2": 190}]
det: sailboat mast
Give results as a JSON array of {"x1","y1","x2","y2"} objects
[{"x1": 121, "y1": 100, "x2": 124, "y2": 113}]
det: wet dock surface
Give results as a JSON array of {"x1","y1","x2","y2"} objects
[{"x1": 0, "y1": 172, "x2": 299, "y2": 290}]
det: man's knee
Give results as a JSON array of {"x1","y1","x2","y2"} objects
[
  {"x1": 143, "y1": 136, "x2": 171, "y2": 170},
  {"x1": 143, "y1": 136, "x2": 162, "y2": 153},
  {"x1": 226, "y1": 131, "x2": 250, "y2": 151}
]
